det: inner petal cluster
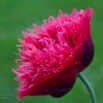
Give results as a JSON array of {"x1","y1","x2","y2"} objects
[{"x1": 13, "y1": 10, "x2": 84, "y2": 90}]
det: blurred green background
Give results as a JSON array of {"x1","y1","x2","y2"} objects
[{"x1": 0, "y1": 0, "x2": 103, "y2": 103}]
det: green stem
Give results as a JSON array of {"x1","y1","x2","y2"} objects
[{"x1": 78, "y1": 73, "x2": 97, "y2": 103}]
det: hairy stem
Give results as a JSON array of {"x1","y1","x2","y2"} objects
[{"x1": 78, "y1": 73, "x2": 97, "y2": 103}]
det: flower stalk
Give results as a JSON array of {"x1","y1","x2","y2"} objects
[{"x1": 78, "y1": 73, "x2": 97, "y2": 103}]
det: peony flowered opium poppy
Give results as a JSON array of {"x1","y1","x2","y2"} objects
[{"x1": 13, "y1": 8, "x2": 94, "y2": 100}]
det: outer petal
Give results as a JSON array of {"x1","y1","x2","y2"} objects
[
  {"x1": 74, "y1": 8, "x2": 94, "y2": 68},
  {"x1": 17, "y1": 61, "x2": 84, "y2": 100},
  {"x1": 81, "y1": 8, "x2": 94, "y2": 68}
]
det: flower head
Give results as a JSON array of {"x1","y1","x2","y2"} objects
[{"x1": 13, "y1": 8, "x2": 94, "y2": 100}]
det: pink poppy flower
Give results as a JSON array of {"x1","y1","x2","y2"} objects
[{"x1": 13, "y1": 8, "x2": 94, "y2": 100}]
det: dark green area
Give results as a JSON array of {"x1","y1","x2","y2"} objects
[{"x1": 0, "y1": 0, "x2": 102, "y2": 103}]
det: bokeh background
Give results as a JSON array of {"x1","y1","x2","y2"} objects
[{"x1": 0, "y1": 0, "x2": 103, "y2": 103}]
